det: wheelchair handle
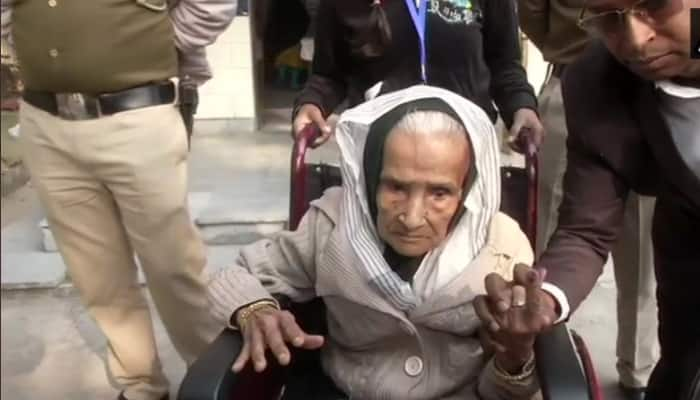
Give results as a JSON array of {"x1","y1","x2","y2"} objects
[{"x1": 290, "y1": 125, "x2": 321, "y2": 230}]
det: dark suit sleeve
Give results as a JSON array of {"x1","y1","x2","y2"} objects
[
  {"x1": 293, "y1": 0, "x2": 348, "y2": 118},
  {"x1": 536, "y1": 60, "x2": 629, "y2": 315},
  {"x1": 482, "y1": 0, "x2": 538, "y2": 128}
]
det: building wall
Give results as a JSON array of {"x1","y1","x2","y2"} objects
[
  {"x1": 196, "y1": 16, "x2": 256, "y2": 129},
  {"x1": 523, "y1": 40, "x2": 549, "y2": 94}
]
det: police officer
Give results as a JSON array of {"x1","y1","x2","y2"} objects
[{"x1": 0, "y1": 1, "x2": 236, "y2": 399}]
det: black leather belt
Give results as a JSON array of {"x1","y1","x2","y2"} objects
[
  {"x1": 23, "y1": 81, "x2": 176, "y2": 120},
  {"x1": 551, "y1": 63, "x2": 568, "y2": 79}
]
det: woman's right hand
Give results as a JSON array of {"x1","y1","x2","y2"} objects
[
  {"x1": 233, "y1": 306, "x2": 325, "y2": 373},
  {"x1": 293, "y1": 104, "x2": 332, "y2": 147},
  {"x1": 474, "y1": 265, "x2": 557, "y2": 372}
]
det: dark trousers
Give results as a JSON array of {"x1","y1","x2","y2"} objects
[{"x1": 646, "y1": 200, "x2": 700, "y2": 400}]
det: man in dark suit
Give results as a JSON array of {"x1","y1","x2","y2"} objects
[{"x1": 474, "y1": 0, "x2": 699, "y2": 398}]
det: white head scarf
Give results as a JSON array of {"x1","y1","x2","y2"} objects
[{"x1": 334, "y1": 85, "x2": 501, "y2": 311}]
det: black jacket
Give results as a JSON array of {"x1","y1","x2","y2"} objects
[{"x1": 294, "y1": 0, "x2": 537, "y2": 127}]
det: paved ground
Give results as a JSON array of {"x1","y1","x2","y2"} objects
[
  {"x1": 1, "y1": 267, "x2": 627, "y2": 400},
  {"x1": 1, "y1": 288, "x2": 184, "y2": 400},
  {"x1": 1, "y1": 125, "x2": 633, "y2": 400}
]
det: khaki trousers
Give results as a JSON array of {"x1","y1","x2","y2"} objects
[
  {"x1": 19, "y1": 101, "x2": 220, "y2": 400},
  {"x1": 536, "y1": 75, "x2": 659, "y2": 388}
]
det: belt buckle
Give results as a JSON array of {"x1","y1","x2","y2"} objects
[{"x1": 55, "y1": 93, "x2": 100, "y2": 120}]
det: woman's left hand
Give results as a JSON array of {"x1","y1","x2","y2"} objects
[
  {"x1": 507, "y1": 108, "x2": 545, "y2": 153},
  {"x1": 476, "y1": 265, "x2": 553, "y2": 373},
  {"x1": 479, "y1": 289, "x2": 538, "y2": 373},
  {"x1": 481, "y1": 326, "x2": 534, "y2": 374},
  {"x1": 490, "y1": 285, "x2": 538, "y2": 373}
]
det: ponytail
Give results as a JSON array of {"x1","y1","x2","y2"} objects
[{"x1": 350, "y1": 0, "x2": 393, "y2": 58}]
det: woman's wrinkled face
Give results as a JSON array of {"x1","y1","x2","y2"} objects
[{"x1": 376, "y1": 129, "x2": 470, "y2": 257}]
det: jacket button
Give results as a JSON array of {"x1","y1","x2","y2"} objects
[
  {"x1": 48, "y1": 49, "x2": 59, "y2": 58},
  {"x1": 48, "y1": 0, "x2": 57, "y2": 7},
  {"x1": 404, "y1": 355, "x2": 423, "y2": 377}
]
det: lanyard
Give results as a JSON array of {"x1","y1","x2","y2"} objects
[{"x1": 403, "y1": 0, "x2": 428, "y2": 83}]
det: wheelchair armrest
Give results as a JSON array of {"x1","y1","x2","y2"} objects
[
  {"x1": 535, "y1": 324, "x2": 591, "y2": 400},
  {"x1": 177, "y1": 329, "x2": 284, "y2": 400},
  {"x1": 177, "y1": 329, "x2": 244, "y2": 400}
]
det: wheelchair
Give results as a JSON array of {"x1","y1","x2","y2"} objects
[{"x1": 178, "y1": 127, "x2": 604, "y2": 400}]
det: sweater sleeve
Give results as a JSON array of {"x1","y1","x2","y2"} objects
[
  {"x1": 293, "y1": 0, "x2": 348, "y2": 118},
  {"x1": 207, "y1": 204, "x2": 333, "y2": 326},
  {"x1": 169, "y1": 0, "x2": 237, "y2": 52},
  {"x1": 481, "y1": 0, "x2": 538, "y2": 128},
  {"x1": 511, "y1": 225, "x2": 535, "y2": 269},
  {"x1": 477, "y1": 214, "x2": 540, "y2": 399},
  {"x1": 490, "y1": 213, "x2": 535, "y2": 281}
]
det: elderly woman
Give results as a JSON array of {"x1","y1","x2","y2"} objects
[{"x1": 208, "y1": 86, "x2": 543, "y2": 400}]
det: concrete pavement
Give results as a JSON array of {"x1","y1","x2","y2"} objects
[
  {"x1": 1, "y1": 266, "x2": 627, "y2": 400},
  {"x1": 1, "y1": 124, "x2": 630, "y2": 400}
]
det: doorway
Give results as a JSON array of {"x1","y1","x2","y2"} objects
[{"x1": 250, "y1": 0, "x2": 315, "y2": 131}]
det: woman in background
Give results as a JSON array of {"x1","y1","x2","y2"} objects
[{"x1": 292, "y1": 0, "x2": 544, "y2": 149}]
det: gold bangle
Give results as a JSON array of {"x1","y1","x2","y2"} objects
[
  {"x1": 235, "y1": 300, "x2": 279, "y2": 330},
  {"x1": 492, "y1": 352, "x2": 536, "y2": 384}
]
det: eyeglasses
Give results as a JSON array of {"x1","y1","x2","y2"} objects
[{"x1": 577, "y1": 0, "x2": 671, "y2": 37}]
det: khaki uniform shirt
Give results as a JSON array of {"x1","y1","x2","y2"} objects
[
  {"x1": 517, "y1": 0, "x2": 590, "y2": 64},
  {"x1": 1, "y1": 0, "x2": 238, "y2": 91},
  {"x1": 12, "y1": 0, "x2": 177, "y2": 93}
]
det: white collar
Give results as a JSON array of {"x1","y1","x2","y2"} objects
[{"x1": 655, "y1": 80, "x2": 700, "y2": 99}]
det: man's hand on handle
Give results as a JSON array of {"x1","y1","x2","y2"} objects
[
  {"x1": 474, "y1": 264, "x2": 559, "y2": 372},
  {"x1": 293, "y1": 104, "x2": 332, "y2": 147},
  {"x1": 232, "y1": 305, "x2": 325, "y2": 373}
]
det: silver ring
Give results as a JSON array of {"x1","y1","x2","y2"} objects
[{"x1": 511, "y1": 298, "x2": 526, "y2": 308}]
